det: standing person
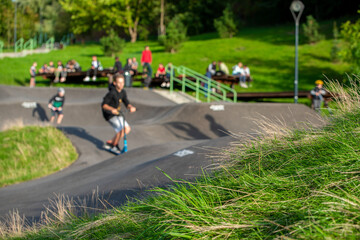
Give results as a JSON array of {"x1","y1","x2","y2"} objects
[
  {"x1": 29, "y1": 62, "x2": 37, "y2": 88},
  {"x1": 102, "y1": 75, "x2": 136, "y2": 155},
  {"x1": 48, "y1": 88, "x2": 65, "y2": 124},
  {"x1": 84, "y1": 55, "x2": 102, "y2": 81},
  {"x1": 310, "y1": 80, "x2": 326, "y2": 112},
  {"x1": 141, "y1": 46, "x2": 153, "y2": 88},
  {"x1": 108, "y1": 56, "x2": 123, "y2": 86}
]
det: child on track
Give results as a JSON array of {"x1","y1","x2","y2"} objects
[
  {"x1": 48, "y1": 88, "x2": 65, "y2": 124},
  {"x1": 102, "y1": 75, "x2": 136, "y2": 155}
]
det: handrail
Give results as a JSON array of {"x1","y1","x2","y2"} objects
[
  {"x1": 168, "y1": 64, "x2": 237, "y2": 103},
  {"x1": 15, "y1": 38, "x2": 24, "y2": 52},
  {"x1": 45, "y1": 37, "x2": 54, "y2": 50},
  {"x1": 23, "y1": 38, "x2": 35, "y2": 50}
]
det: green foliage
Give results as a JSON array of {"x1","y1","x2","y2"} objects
[
  {"x1": 99, "y1": 30, "x2": 125, "y2": 57},
  {"x1": 340, "y1": 11, "x2": 360, "y2": 74},
  {"x1": 0, "y1": 126, "x2": 77, "y2": 187},
  {"x1": 302, "y1": 15, "x2": 325, "y2": 44},
  {"x1": 214, "y1": 6, "x2": 237, "y2": 38},
  {"x1": 138, "y1": 25, "x2": 150, "y2": 41},
  {"x1": 163, "y1": 15, "x2": 187, "y2": 53}
]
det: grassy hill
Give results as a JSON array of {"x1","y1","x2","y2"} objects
[{"x1": 0, "y1": 23, "x2": 350, "y2": 94}]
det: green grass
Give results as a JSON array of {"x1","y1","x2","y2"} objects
[
  {"x1": 0, "y1": 23, "x2": 350, "y2": 94},
  {"x1": 3, "y1": 78, "x2": 360, "y2": 239},
  {"x1": 0, "y1": 126, "x2": 78, "y2": 187}
]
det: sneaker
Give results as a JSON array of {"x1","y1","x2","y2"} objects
[
  {"x1": 103, "y1": 142, "x2": 112, "y2": 150},
  {"x1": 92, "y1": 76, "x2": 97, "y2": 81},
  {"x1": 161, "y1": 82, "x2": 166, "y2": 87},
  {"x1": 83, "y1": 76, "x2": 90, "y2": 82},
  {"x1": 166, "y1": 82, "x2": 170, "y2": 88},
  {"x1": 109, "y1": 146, "x2": 121, "y2": 155}
]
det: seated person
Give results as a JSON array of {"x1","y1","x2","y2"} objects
[
  {"x1": 131, "y1": 57, "x2": 138, "y2": 75},
  {"x1": 232, "y1": 62, "x2": 247, "y2": 88},
  {"x1": 163, "y1": 62, "x2": 174, "y2": 88},
  {"x1": 123, "y1": 58, "x2": 134, "y2": 87},
  {"x1": 207, "y1": 61, "x2": 217, "y2": 76},
  {"x1": 54, "y1": 61, "x2": 67, "y2": 83},
  {"x1": 39, "y1": 63, "x2": 49, "y2": 74},
  {"x1": 156, "y1": 63, "x2": 166, "y2": 78},
  {"x1": 243, "y1": 64, "x2": 252, "y2": 86},
  {"x1": 84, "y1": 55, "x2": 102, "y2": 81},
  {"x1": 48, "y1": 61, "x2": 55, "y2": 73},
  {"x1": 216, "y1": 61, "x2": 229, "y2": 76}
]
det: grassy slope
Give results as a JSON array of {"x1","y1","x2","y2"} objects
[
  {"x1": 0, "y1": 23, "x2": 350, "y2": 94},
  {"x1": 4, "y1": 80, "x2": 360, "y2": 239},
  {"x1": 0, "y1": 126, "x2": 78, "y2": 187}
]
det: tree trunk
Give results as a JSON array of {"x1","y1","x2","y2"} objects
[{"x1": 160, "y1": 0, "x2": 165, "y2": 35}]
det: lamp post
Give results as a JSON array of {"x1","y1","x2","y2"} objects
[
  {"x1": 12, "y1": 0, "x2": 17, "y2": 52},
  {"x1": 290, "y1": 0, "x2": 304, "y2": 104}
]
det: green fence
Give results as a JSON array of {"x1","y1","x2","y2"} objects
[{"x1": 168, "y1": 65, "x2": 237, "y2": 103}]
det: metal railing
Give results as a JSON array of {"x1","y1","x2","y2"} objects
[
  {"x1": 15, "y1": 38, "x2": 24, "y2": 52},
  {"x1": 168, "y1": 65, "x2": 237, "y2": 103},
  {"x1": 45, "y1": 37, "x2": 54, "y2": 50},
  {"x1": 23, "y1": 38, "x2": 35, "y2": 50}
]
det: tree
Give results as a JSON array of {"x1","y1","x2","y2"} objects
[
  {"x1": 302, "y1": 15, "x2": 324, "y2": 44},
  {"x1": 60, "y1": 0, "x2": 147, "y2": 43},
  {"x1": 340, "y1": 11, "x2": 360, "y2": 74},
  {"x1": 100, "y1": 29, "x2": 125, "y2": 57},
  {"x1": 214, "y1": 6, "x2": 237, "y2": 38},
  {"x1": 163, "y1": 15, "x2": 187, "y2": 53}
]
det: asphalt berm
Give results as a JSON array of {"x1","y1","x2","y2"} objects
[{"x1": 0, "y1": 85, "x2": 323, "y2": 222}]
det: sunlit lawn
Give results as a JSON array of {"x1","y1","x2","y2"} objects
[{"x1": 0, "y1": 24, "x2": 350, "y2": 93}]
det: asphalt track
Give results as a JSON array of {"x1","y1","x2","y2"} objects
[{"x1": 0, "y1": 85, "x2": 322, "y2": 222}]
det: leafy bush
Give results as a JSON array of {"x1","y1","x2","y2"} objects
[
  {"x1": 340, "y1": 11, "x2": 360, "y2": 74},
  {"x1": 214, "y1": 7, "x2": 237, "y2": 38},
  {"x1": 163, "y1": 15, "x2": 187, "y2": 53},
  {"x1": 302, "y1": 15, "x2": 324, "y2": 44},
  {"x1": 100, "y1": 29, "x2": 125, "y2": 57}
]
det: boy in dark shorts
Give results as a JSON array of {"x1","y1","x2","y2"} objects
[
  {"x1": 102, "y1": 75, "x2": 136, "y2": 155},
  {"x1": 48, "y1": 88, "x2": 65, "y2": 124}
]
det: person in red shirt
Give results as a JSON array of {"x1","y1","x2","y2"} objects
[{"x1": 141, "y1": 46, "x2": 153, "y2": 88}]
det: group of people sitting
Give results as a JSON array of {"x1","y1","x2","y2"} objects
[
  {"x1": 206, "y1": 61, "x2": 252, "y2": 88},
  {"x1": 39, "y1": 59, "x2": 81, "y2": 83}
]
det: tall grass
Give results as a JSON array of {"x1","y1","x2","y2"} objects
[{"x1": 3, "y1": 77, "x2": 360, "y2": 239}]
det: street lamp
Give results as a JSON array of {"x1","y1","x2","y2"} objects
[
  {"x1": 290, "y1": 0, "x2": 304, "y2": 104},
  {"x1": 12, "y1": 0, "x2": 17, "y2": 52}
]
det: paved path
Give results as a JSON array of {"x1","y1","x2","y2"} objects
[{"x1": 0, "y1": 85, "x2": 322, "y2": 222}]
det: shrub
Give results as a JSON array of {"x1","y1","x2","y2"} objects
[
  {"x1": 330, "y1": 21, "x2": 341, "y2": 63},
  {"x1": 340, "y1": 11, "x2": 360, "y2": 74},
  {"x1": 214, "y1": 7, "x2": 237, "y2": 38},
  {"x1": 163, "y1": 15, "x2": 187, "y2": 53},
  {"x1": 99, "y1": 29, "x2": 125, "y2": 57},
  {"x1": 302, "y1": 15, "x2": 324, "y2": 44}
]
